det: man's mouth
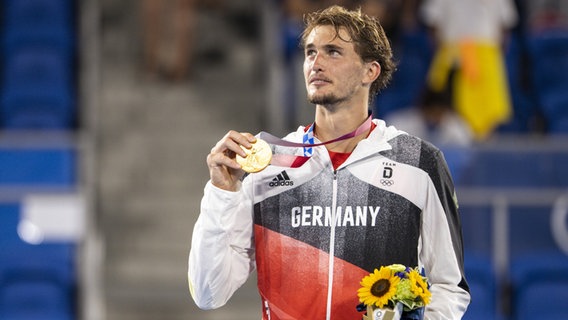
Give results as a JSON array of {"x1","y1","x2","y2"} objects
[{"x1": 309, "y1": 76, "x2": 331, "y2": 85}]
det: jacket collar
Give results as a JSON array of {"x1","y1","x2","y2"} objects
[{"x1": 290, "y1": 119, "x2": 403, "y2": 169}]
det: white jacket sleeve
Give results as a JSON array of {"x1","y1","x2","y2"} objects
[
  {"x1": 188, "y1": 181, "x2": 256, "y2": 309},
  {"x1": 420, "y1": 179, "x2": 470, "y2": 320}
]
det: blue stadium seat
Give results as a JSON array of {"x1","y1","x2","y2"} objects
[
  {"x1": 463, "y1": 256, "x2": 500, "y2": 320},
  {"x1": 1, "y1": 0, "x2": 75, "y2": 57},
  {"x1": 373, "y1": 28, "x2": 432, "y2": 118},
  {"x1": 0, "y1": 203, "x2": 22, "y2": 246},
  {"x1": 2, "y1": 0, "x2": 74, "y2": 28},
  {"x1": 0, "y1": 242, "x2": 76, "y2": 282},
  {"x1": 510, "y1": 254, "x2": 568, "y2": 320},
  {"x1": 457, "y1": 150, "x2": 568, "y2": 188},
  {"x1": 515, "y1": 281, "x2": 568, "y2": 320},
  {"x1": 0, "y1": 0, "x2": 77, "y2": 130},
  {"x1": 539, "y1": 91, "x2": 568, "y2": 133},
  {"x1": 0, "y1": 208, "x2": 77, "y2": 315},
  {"x1": 0, "y1": 279, "x2": 73, "y2": 320},
  {"x1": 508, "y1": 206, "x2": 566, "y2": 258},
  {"x1": 0, "y1": 204, "x2": 76, "y2": 288},
  {"x1": 3, "y1": 48, "x2": 73, "y2": 91},
  {"x1": 499, "y1": 33, "x2": 536, "y2": 133},
  {"x1": 0, "y1": 148, "x2": 77, "y2": 185},
  {"x1": 460, "y1": 204, "x2": 502, "y2": 319},
  {"x1": 526, "y1": 30, "x2": 568, "y2": 133},
  {"x1": 507, "y1": 206, "x2": 568, "y2": 319},
  {"x1": 439, "y1": 145, "x2": 474, "y2": 185},
  {"x1": 0, "y1": 90, "x2": 75, "y2": 129},
  {"x1": 0, "y1": 204, "x2": 76, "y2": 320},
  {"x1": 0, "y1": 224, "x2": 76, "y2": 320},
  {"x1": 460, "y1": 205, "x2": 493, "y2": 258},
  {"x1": 0, "y1": 47, "x2": 75, "y2": 129},
  {"x1": 549, "y1": 116, "x2": 568, "y2": 133},
  {"x1": 2, "y1": 30, "x2": 74, "y2": 61}
]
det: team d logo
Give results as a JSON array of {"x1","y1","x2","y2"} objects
[
  {"x1": 380, "y1": 167, "x2": 394, "y2": 187},
  {"x1": 383, "y1": 167, "x2": 393, "y2": 179}
]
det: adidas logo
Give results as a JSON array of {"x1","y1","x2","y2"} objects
[{"x1": 269, "y1": 170, "x2": 294, "y2": 187}]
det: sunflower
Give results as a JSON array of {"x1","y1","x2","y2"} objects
[
  {"x1": 357, "y1": 266, "x2": 401, "y2": 308},
  {"x1": 408, "y1": 269, "x2": 431, "y2": 305}
]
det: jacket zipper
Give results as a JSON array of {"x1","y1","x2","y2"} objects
[
  {"x1": 264, "y1": 299, "x2": 271, "y2": 320},
  {"x1": 326, "y1": 170, "x2": 338, "y2": 320}
]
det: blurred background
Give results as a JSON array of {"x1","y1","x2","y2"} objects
[{"x1": 0, "y1": 0, "x2": 567, "y2": 319}]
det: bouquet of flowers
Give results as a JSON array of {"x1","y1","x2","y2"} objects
[{"x1": 357, "y1": 264, "x2": 431, "y2": 320}]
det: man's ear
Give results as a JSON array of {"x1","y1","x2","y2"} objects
[{"x1": 363, "y1": 61, "x2": 381, "y2": 86}]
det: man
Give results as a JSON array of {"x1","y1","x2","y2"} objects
[{"x1": 189, "y1": 5, "x2": 470, "y2": 319}]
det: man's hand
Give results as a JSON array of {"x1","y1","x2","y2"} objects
[{"x1": 206, "y1": 131, "x2": 256, "y2": 191}]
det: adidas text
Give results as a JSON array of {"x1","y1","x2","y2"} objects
[{"x1": 269, "y1": 180, "x2": 294, "y2": 187}]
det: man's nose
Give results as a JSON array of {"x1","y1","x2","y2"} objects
[{"x1": 311, "y1": 53, "x2": 324, "y2": 72}]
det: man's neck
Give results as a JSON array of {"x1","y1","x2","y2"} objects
[{"x1": 313, "y1": 104, "x2": 370, "y2": 153}]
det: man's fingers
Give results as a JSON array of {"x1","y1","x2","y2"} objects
[
  {"x1": 210, "y1": 131, "x2": 256, "y2": 158},
  {"x1": 207, "y1": 131, "x2": 258, "y2": 170},
  {"x1": 224, "y1": 137, "x2": 248, "y2": 158},
  {"x1": 206, "y1": 131, "x2": 256, "y2": 190},
  {"x1": 227, "y1": 130, "x2": 256, "y2": 144},
  {"x1": 207, "y1": 151, "x2": 241, "y2": 170}
]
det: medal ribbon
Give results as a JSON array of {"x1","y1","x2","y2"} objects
[{"x1": 258, "y1": 114, "x2": 373, "y2": 168}]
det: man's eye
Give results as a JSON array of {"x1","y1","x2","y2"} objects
[
  {"x1": 329, "y1": 49, "x2": 340, "y2": 56},
  {"x1": 306, "y1": 49, "x2": 316, "y2": 56}
]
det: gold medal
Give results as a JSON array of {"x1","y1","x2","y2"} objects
[{"x1": 236, "y1": 138, "x2": 272, "y2": 173}]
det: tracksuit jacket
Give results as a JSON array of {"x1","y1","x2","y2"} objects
[{"x1": 189, "y1": 119, "x2": 471, "y2": 319}]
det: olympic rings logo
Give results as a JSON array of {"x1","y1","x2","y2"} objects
[{"x1": 380, "y1": 179, "x2": 394, "y2": 187}]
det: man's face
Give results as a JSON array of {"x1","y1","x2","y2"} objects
[{"x1": 303, "y1": 25, "x2": 368, "y2": 106}]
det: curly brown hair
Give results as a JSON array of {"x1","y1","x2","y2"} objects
[{"x1": 300, "y1": 5, "x2": 396, "y2": 103}]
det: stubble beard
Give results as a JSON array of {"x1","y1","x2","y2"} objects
[{"x1": 308, "y1": 93, "x2": 346, "y2": 108}]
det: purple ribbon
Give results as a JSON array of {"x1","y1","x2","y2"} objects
[{"x1": 258, "y1": 115, "x2": 373, "y2": 168}]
